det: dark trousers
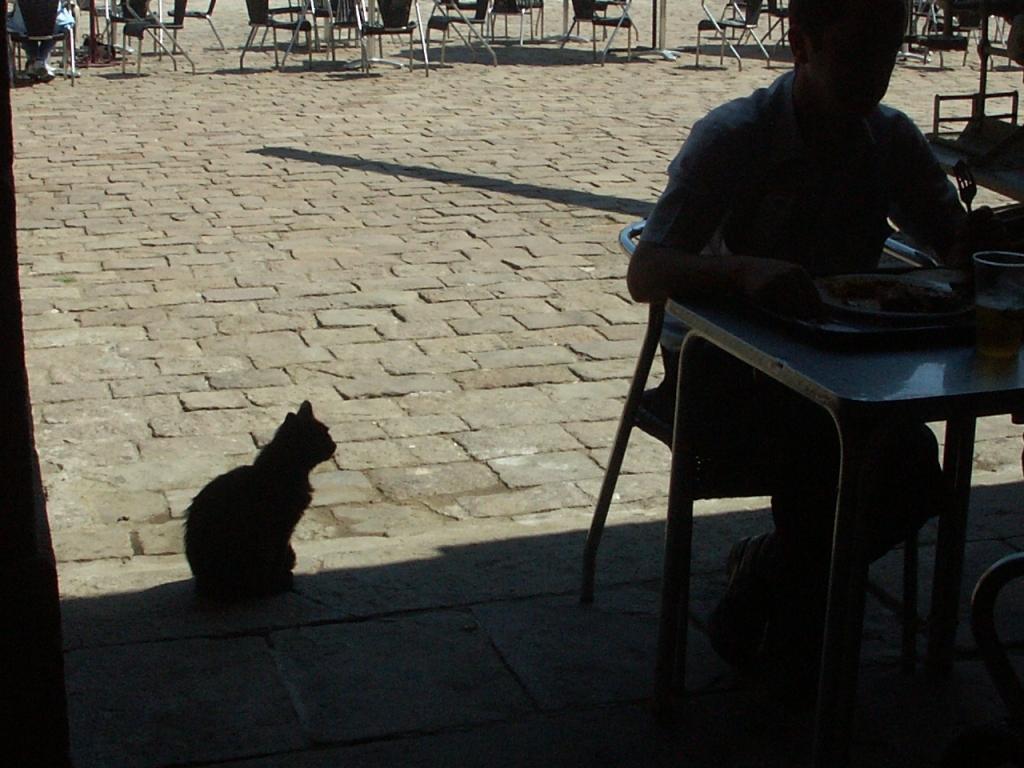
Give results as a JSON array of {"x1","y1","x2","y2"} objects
[{"x1": 665, "y1": 339, "x2": 947, "y2": 603}]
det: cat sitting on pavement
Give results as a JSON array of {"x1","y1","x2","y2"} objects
[{"x1": 184, "y1": 401, "x2": 336, "y2": 601}]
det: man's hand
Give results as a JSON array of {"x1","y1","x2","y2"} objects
[
  {"x1": 736, "y1": 259, "x2": 823, "y2": 319},
  {"x1": 946, "y1": 206, "x2": 1009, "y2": 270}
]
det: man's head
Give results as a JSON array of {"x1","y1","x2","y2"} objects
[{"x1": 789, "y1": 0, "x2": 907, "y2": 119}]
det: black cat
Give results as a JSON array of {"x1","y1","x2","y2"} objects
[{"x1": 184, "y1": 401, "x2": 336, "y2": 601}]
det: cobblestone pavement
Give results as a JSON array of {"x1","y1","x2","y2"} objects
[
  {"x1": 14, "y1": 0, "x2": 1022, "y2": 564},
  {"x1": 11, "y1": 3, "x2": 1024, "y2": 766}
]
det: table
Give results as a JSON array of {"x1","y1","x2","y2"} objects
[
  {"x1": 549, "y1": 0, "x2": 678, "y2": 58},
  {"x1": 932, "y1": 140, "x2": 1024, "y2": 202},
  {"x1": 656, "y1": 298, "x2": 1024, "y2": 767}
]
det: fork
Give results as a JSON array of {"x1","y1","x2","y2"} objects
[{"x1": 954, "y1": 159, "x2": 976, "y2": 214}]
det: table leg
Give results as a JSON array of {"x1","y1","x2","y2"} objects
[
  {"x1": 811, "y1": 417, "x2": 878, "y2": 768},
  {"x1": 653, "y1": 334, "x2": 700, "y2": 715},
  {"x1": 629, "y1": 0, "x2": 679, "y2": 60},
  {"x1": 926, "y1": 415, "x2": 976, "y2": 670},
  {"x1": 654, "y1": 488, "x2": 694, "y2": 713}
]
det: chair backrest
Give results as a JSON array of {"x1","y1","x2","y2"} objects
[
  {"x1": 170, "y1": 0, "x2": 189, "y2": 25},
  {"x1": 332, "y1": 0, "x2": 359, "y2": 24},
  {"x1": 376, "y1": 0, "x2": 413, "y2": 27},
  {"x1": 121, "y1": 0, "x2": 151, "y2": 19},
  {"x1": 467, "y1": 0, "x2": 489, "y2": 22},
  {"x1": 244, "y1": 0, "x2": 270, "y2": 25},
  {"x1": 569, "y1": 0, "x2": 596, "y2": 22},
  {"x1": 736, "y1": 0, "x2": 763, "y2": 25},
  {"x1": 14, "y1": 0, "x2": 61, "y2": 37}
]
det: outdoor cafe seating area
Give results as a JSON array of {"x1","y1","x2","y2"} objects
[
  {"x1": 7, "y1": 1, "x2": 1024, "y2": 768},
  {"x1": 15, "y1": 0, "x2": 1024, "y2": 79}
]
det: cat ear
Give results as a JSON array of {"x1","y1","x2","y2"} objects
[{"x1": 297, "y1": 401, "x2": 313, "y2": 419}]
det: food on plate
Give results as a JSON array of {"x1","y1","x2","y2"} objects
[{"x1": 817, "y1": 273, "x2": 968, "y2": 315}]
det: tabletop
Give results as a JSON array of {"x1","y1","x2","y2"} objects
[{"x1": 666, "y1": 298, "x2": 1024, "y2": 420}]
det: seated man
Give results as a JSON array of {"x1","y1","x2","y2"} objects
[
  {"x1": 629, "y1": 0, "x2": 988, "y2": 698},
  {"x1": 7, "y1": 0, "x2": 75, "y2": 82}
]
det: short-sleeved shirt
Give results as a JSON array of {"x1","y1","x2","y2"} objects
[{"x1": 643, "y1": 71, "x2": 965, "y2": 345}]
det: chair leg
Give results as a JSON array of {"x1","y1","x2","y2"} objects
[
  {"x1": 581, "y1": 302, "x2": 665, "y2": 603},
  {"x1": 654, "y1": 337, "x2": 698, "y2": 713},
  {"x1": 68, "y1": 30, "x2": 76, "y2": 83},
  {"x1": 240, "y1": 26, "x2": 258, "y2": 70},
  {"x1": 206, "y1": 18, "x2": 226, "y2": 51},
  {"x1": 559, "y1": 19, "x2": 577, "y2": 49},
  {"x1": 415, "y1": 6, "x2": 429, "y2": 76}
]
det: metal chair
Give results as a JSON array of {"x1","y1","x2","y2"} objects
[
  {"x1": 973, "y1": 552, "x2": 1024, "y2": 725},
  {"x1": 487, "y1": 0, "x2": 542, "y2": 44},
  {"x1": 326, "y1": 0, "x2": 361, "y2": 61},
  {"x1": 696, "y1": 0, "x2": 771, "y2": 70},
  {"x1": 171, "y1": 0, "x2": 224, "y2": 50},
  {"x1": 240, "y1": 0, "x2": 313, "y2": 70},
  {"x1": 559, "y1": 0, "x2": 634, "y2": 64},
  {"x1": 120, "y1": 0, "x2": 196, "y2": 75},
  {"x1": 940, "y1": 552, "x2": 1024, "y2": 766},
  {"x1": 426, "y1": 0, "x2": 497, "y2": 65}
]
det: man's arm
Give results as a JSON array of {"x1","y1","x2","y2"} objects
[{"x1": 628, "y1": 240, "x2": 823, "y2": 318}]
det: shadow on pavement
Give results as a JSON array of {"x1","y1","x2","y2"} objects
[
  {"x1": 57, "y1": 487, "x2": 1024, "y2": 768},
  {"x1": 250, "y1": 146, "x2": 653, "y2": 217}
]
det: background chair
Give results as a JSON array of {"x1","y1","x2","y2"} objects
[
  {"x1": 6, "y1": 0, "x2": 76, "y2": 84},
  {"x1": 426, "y1": 0, "x2": 497, "y2": 65},
  {"x1": 559, "y1": 0, "x2": 634, "y2": 64},
  {"x1": 487, "y1": 0, "x2": 542, "y2": 45},
  {"x1": 120, "y1": 0, "x2": 196, "y2": 74},
  {"x1": 327, "y1": 0, "x2": 362, "y2": 61},
  {"x1": 763, "y1": 0, "x2": 786, "y2": 49},
  {"x1": 172, "y1": 0, "x2": 225, "y2": 50},
  {"x1": 696, "y1": 0, "x2": 771, "y2": 70},
  {"x1": 940, "y1": 552, "x2": 1024, "y2": 766},
  {"x1": 903, "y1": 0, "x2": 970, "y2": 68},
  {"x1": 240, "y1": 0, "x2": 313, "y2": 70},
  {"x1": 356, "y1": 0, "x2": 429, "y2": 74}
]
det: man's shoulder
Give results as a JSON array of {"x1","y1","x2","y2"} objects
[
  {"x1": 690, "y1": 73, "x2": 792, "y2": 149},
  {"x1": 702, "y1": 73, "x2": 789, "y2": 128},
  {"x1": 869, "y1": 103, "x2": 927, "y2": 141}
]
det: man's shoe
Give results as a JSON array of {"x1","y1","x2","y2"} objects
[{"x1": 707, "y1": 535, "x2": 773, "y2": 672}]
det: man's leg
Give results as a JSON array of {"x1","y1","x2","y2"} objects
[
  {"x1": 762, "y1": 386, "x2": 945, "y2": 698},
  {"x1": 708, "y1": 369, "x2": 946, "y2": 696}
]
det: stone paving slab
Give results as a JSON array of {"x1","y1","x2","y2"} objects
[
  {"x1": 271, "y1": 611, "x2": 535, "y2": 743},
  {"x1": 470, "y1": 583, "x2": 732, "y2": 710},
  {"x1": 65, "y1": 636, "x2": 306, "y2": 768}
]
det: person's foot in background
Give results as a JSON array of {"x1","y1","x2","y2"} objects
[{"x1": 25, "y1": 59, "x2": 55, "y2": 82}]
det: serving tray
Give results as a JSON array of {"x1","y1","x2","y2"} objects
[{"x1": 759, "y1": 269, "x2": 975, "y2": 346}]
